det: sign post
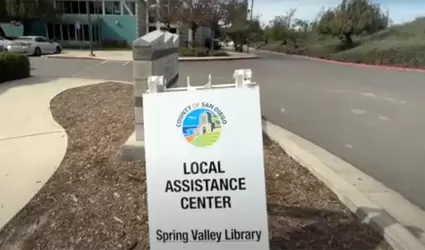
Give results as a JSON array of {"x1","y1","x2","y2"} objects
[{"x1": 142, "y1": 69, "x2": 269, "y2": 250}]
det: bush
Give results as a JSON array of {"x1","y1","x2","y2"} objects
[
  {"x1": 209, "y1": 51, "x2": 228, "y2": 57},
  {"x1": 194, "y1": 48, "x2": 208, "y2": 57},
  {"x1": 331, "y1": 41, "x2": 425, "y2": 68},
  {"x1": 204, "y1": 38, "x2": 221, "y2": 50},
  {"x1": 179, "y1": 47, "x2": 229, "y2": 57},
  {"x1": 179, "y1": 47, "x2": 196, "y2": 57},
  {"x1": 0, "y1": 52, "x2": 30, "y2": 83}
]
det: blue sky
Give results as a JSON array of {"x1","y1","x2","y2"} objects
[
  {"x1": 183, "y1": 108, "x2": 208, "y2": 127},
  {"x1": 254, "y1": 0, "x2": 425, "y2": 25}
]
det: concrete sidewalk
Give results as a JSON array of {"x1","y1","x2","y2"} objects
[
  {"x1": 43, "y1": 49, "x2": 259, "y2": 61},
  {"x1": 0, "y1": 76, "x2": 106, "y2": 230}
]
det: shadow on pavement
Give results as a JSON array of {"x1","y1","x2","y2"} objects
[{"x1": 0, "y1": 76, "x2": 62, "y2": 97}]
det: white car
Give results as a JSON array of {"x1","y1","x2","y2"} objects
[
  {"x1": 7, "y1": 36, "x2": 62, "y2": 56},
  {"x1": 0, "y1": 37, "x2": 11, "y2": 51}
]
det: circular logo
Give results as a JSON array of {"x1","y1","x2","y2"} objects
[{"x1": 182, "y1": 107, "x2": 222, "y2": 147}]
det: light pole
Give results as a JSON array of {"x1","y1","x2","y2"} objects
[
  {"x1": 86, "y1": 0, "x2": 94, "y2": 56},
  {"x1": 246, "y1": 0, "x2": 254, "y2": 53},
  {"x1": 156, "y1": 0, "x2": 161, "y2": 30}
]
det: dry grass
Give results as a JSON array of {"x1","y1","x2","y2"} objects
[{"x1": 0, "y1": 82, "x2": 392, "y2": 250}]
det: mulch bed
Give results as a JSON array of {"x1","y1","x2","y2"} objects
[{"x1": 0, "y1": 82, "x2": 392, "y2": 250}]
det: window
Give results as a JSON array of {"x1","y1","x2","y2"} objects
[
  {"x1": 54, "y1": 24, "x2": 61, "y2": 40},
  {"x1": 83, "y1": 24, "x2": 89, "y2": 41},
  {"x1": 63, "y1": 1, "x2": 72, "y2": 13},
  {"x1": 47, "y1": 23, "x2": 54, "y2": 39},
  {"x1": 35, "y1": 37, "x2": 48, "y2": 43},
  {"x1": 77, "y1": 25, "x2": 83, "y2": 40},
  {"x1": 56, "y1": 1, "x2": 64, "y2": 12},
  {"x1": 79, "y1": 1, "x2": 87, "y2": 14},
  {"x1": 62, "y1": 24, "x2": 69, "y2": 40},
  {"x1": 105, "y1": 1, "x2": 121, "y2": 15},
  {"x1": 92, "y1": 25, "x2": 100, "y2": 42},
  {"x1": 69, "y1": 24, "x2": 76, "y2": 40},
  {"x1": 123, "y1": 1, "x2": 135, "y2": 15},
  {"x1": 71, "y1": 1, "x2": 79, "y2": 14},
  {"x1": 89, "y1": 1, "x2": 102, "y2": 14},
  {"x1": 60, "y1": 1, "x2": 104, "y2": 15}
]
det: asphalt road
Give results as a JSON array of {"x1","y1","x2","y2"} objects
[{"x1": 29, "y1": 55, "x2": 425, "y2": 210}]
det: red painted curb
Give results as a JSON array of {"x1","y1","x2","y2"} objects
[{"x1": 292, "y1": 54, "x2": 425, "y2": 73}]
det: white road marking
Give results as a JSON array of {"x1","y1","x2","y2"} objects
[
  {"x1": 351, "y1": 109, "x2": 367, "y2": 115},
  {"x1": 385, "y1": 97, "x2": 407, "y2": 104},
  {"x1": 122, "y1": 61, "x2": 131, "y2": 66},
  {"x1": 334, "y1": 90, "x2": 408, "y2": 105},
  {"x1": 344, "y1": 144, "x2": 353, "y2": 148},
  {"x1": 362, "y1": 92, "x2": 377, "y2": 97},
  {"x1": 378, "y1": 115, "x2": 390, "y2": 121},
  {"x1": 72, "y1": 60, "x2": 108, "y2": 77}
]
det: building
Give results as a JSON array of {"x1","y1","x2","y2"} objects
[
  {"x1": 1, "y1": 0, "x2": 213, "y2": 48},
  {"x1": 196, "y1": 112, "x2": 218, "y2": 135}
]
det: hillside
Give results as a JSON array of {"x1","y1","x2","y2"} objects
[{"x1": 261, "y1": 17, "x2": 425, "y2": 68}]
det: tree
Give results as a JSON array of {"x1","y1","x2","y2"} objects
[
  {"x1": 221, "y1": 0, "x2": 250, "y2": 51},
  {"x1": 247, "y1": 17, "x2": 263, "y2": 43},
  {"x1": 317, "y1": 0, "x2": 389, "y2": 46},
  {"x1": 267, "y1": 9, "x2": 298, "y2": 46},
  {"x1": 0, "y1": 0, "x2": 61, "y2": 35},
  {"x1": 173, "y1": 0, "x2": 226, "y2": 47},
  {"x1": 147, "y1": 0, "x2": 181, "y2": 31}
]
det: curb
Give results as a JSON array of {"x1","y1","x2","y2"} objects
[
  {"x1": 259, "y1": 50, "x2": 425, "y2": 73},
  {"x1": 43, "y1": 55, "x2": 107, "y2": 60},
  {"x1": 262, "y1": 119, "x2": 425, "y2": 250},
  {"x1": 43, "y1": 54, "x2": 259, "y2": 61},
  {"x1": 179, "y1": 54, "x2": 259, "y2": 61}
]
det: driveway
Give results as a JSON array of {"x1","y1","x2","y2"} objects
[{"x1": 29, "y1": 55, "x2": 425, "y2": 210}]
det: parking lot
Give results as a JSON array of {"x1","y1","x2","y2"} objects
[{"x1": 29, "y1": 57, "x2": 256, "y2": 86}]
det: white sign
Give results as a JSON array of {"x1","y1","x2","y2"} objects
[
  {"x1": 76, "y1": 21, "x2": 80, "y2": 29},
  {"x1": 143, "y1": 85, "x2": 269, "y2": 250}
]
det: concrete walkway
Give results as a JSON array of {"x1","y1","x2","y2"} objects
[{"x1": 0, "y1": 76, "x2": 105, "y2": 229}]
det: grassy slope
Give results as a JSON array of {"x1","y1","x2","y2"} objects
[{"x1": 262, "y1": 18, "x2": 425, "y2": 68}]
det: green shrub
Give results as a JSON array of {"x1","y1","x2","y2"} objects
[
  {"x1": 210, "y1": 51, "x2": 228, "y2": 57},
  {"x1": 179, "y1": 47, "x2": 228, "y2": 57},
  {"x1": 179, "y1": 47, "x2": 195, "y2": 57},
  {"x1": 260, "y1": 18, "x2": 425, "y2": 68},
  {"x1": 194, "y1": 48, "x2": 208, "y2": 57},
  {"x1": 0, "y1": 52, "x2": 30, "y2": 83},
  {"x1": 332, "y1": 41, "x2": 425, "y2": 68}
]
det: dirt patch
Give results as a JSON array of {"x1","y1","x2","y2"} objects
[{"x1": 0, "y1": 82, "x2": 392, "y2": 250}]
